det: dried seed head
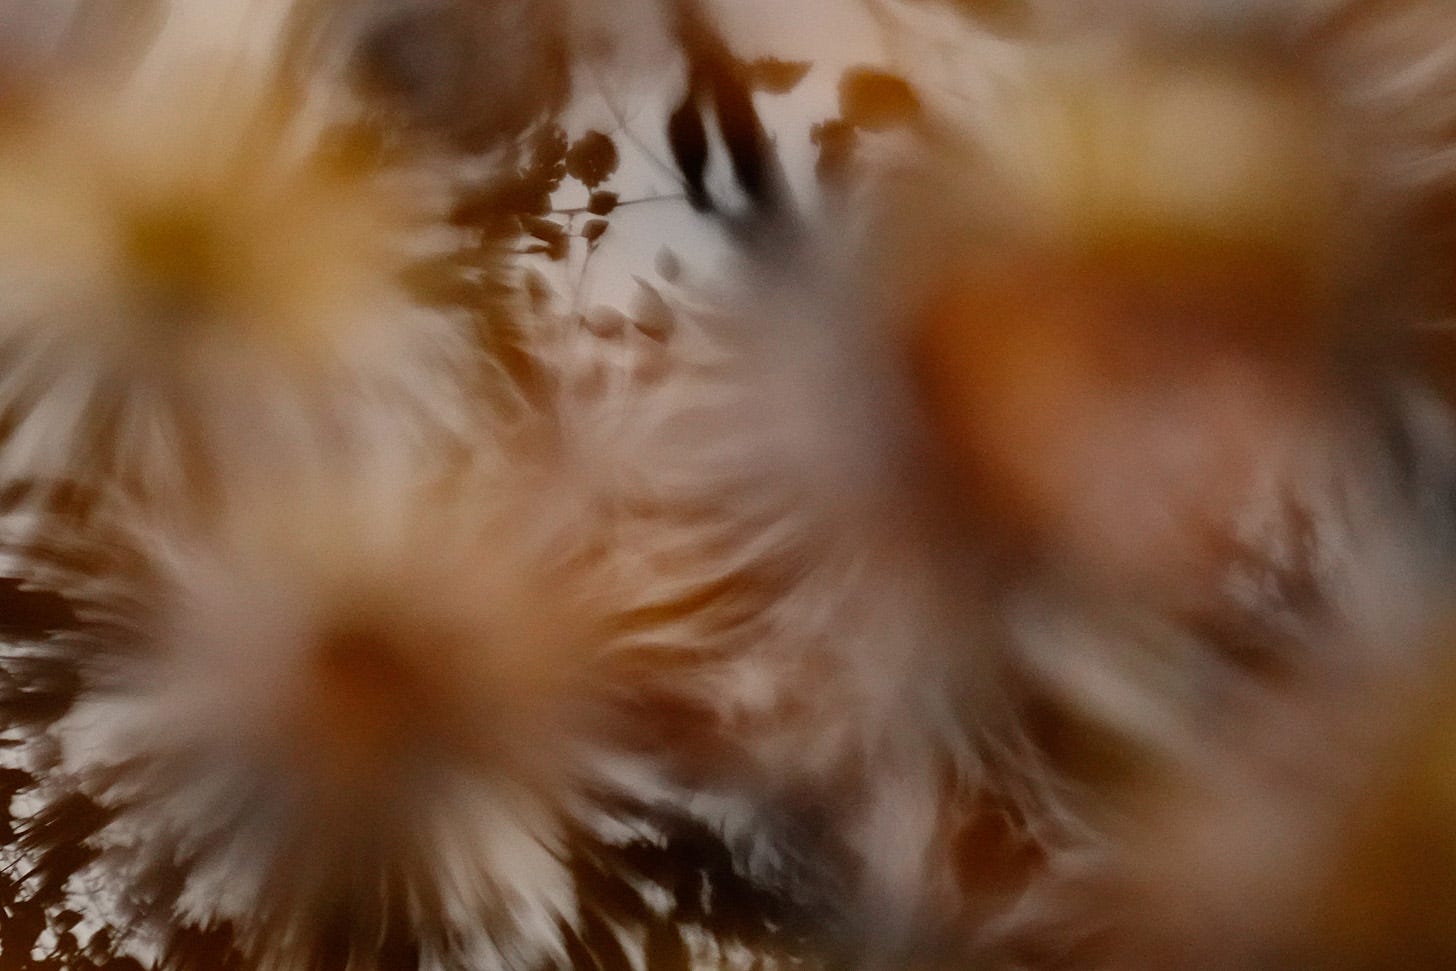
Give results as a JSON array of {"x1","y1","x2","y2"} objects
[
  {"x1": 48, "y1": 472, "x2": 622, "y2": 968},
  {"x1": 0, "y1": 46, "x2": 475, "y2": 501}
]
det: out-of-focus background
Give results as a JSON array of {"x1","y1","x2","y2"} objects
[{"x1": 1, "y1": 1, "x2": 1456, "y2": 969}]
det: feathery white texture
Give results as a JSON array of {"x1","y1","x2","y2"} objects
[
  {"x1": 0, "y1": 3, "x2": 481, "y2": 508},
  {"x1": 32, "y1": 459, "x2": 630, "y2": 969},
  {"x1": 5, "y1": 2, "x2": 1456, "y2": 967}
]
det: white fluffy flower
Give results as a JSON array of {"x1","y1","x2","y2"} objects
[
  {"x1": 37, "y1": 465, "x2": 632, "y2": 969},
  {"x1": 0, "y1": 10, "x2": 479, "y2": 507}
]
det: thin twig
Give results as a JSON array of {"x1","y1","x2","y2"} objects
[
  {"x1": 585, "y1": 60, "x2": 691, "y2": 190},
  {"x1": 553, "y1": 193, "x2": 687, "y2": 216}
]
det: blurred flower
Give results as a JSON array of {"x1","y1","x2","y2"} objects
[
  {"x1": 3, "y1": 1, "x2": 1456, "y2": 969},
  {"x1": 0, "y1": 23, "x2": 478, "y2": 507},
  {"x1": 32, "y1": 470, "x2": 619, "y2": 968},
  {"x1": 898, "y1": 48, "x2": 1371, "y2": 593}
]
